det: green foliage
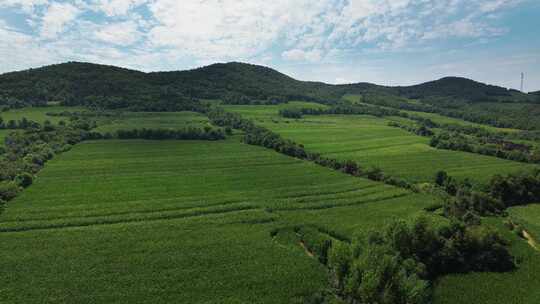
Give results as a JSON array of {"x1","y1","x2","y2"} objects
[
  {"x1": 489, "y1": 169, "x2": 540, "y2": 207},
  {"x1": 279, "y1": 108, "x2": 303, "y2": 119},
  {"x1": 115, "y1": 127, "x2": 225, "y2": 140},
  {"x1": 314, "y1": 216, "x2": 514, "y2": 304}
]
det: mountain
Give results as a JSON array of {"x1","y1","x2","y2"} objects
[
  {"x1": 0, "y1": 61, "x2": 534, "y2": 110},
  {"x1": 389, "y1": 77, "x2": 533, "y2": 104}
]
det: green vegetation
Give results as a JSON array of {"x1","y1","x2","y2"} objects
[
  {"x1": 509, "y1": 204, "x2": 540, "y2": 243},
  {"x1": 2, "y1": 62, "x2": 540, "y2": 303},
  {"x1": 433, "y1": 218, "x2": 540, "y2": 304},
  {"x1": 0, "y1": 106, "x2": 85, "y2": 124},
  {"x1": 0, "y1": 139, "x2": 438, "y2": 303},
  {"x1": 0, "y1": 129, "x2": 8, "y2": 145},
  {"x1": 94, "y1": 111, "x2": 211, "y2": 133},
  {"x1": 224, "y1": 104, "x2": 535, "y2": 184}
]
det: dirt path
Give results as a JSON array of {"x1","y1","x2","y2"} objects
[
  {"x1": 522, "y1": 230, "x2": 539, "y2": 251},
  {"x1": 299, "y1": 241, "x2": 315, "y2": 258}
]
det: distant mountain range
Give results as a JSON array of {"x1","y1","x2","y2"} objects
[{"x1": 0, "y1": 61, "x2": 537, "y2": 110}]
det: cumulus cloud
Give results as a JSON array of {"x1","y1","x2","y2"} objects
[
  {"x1": 39, "y1": 2, "x2": 80, "y2": 39},
  {"x1": 94, "y1": 21, "x2": 141, "y2": 45},
  {"x1": 282, "y1": 49, "x2": 323, "y2": 62},
  {"x1": 0, "y1": 0, "x2": 534, "y2": 77},
  {"x1": 96, "y1": 0, "x2": 147, "y2": 16}
]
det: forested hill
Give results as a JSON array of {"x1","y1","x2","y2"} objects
[
  {"x1": 0, "y1": 61, "x2": 534, "y2": 110},
  {"x1": 386, "y1": 77, "x2": 534, "y2": 104},
  {"x1": 0, "y1": 62, "x2": 339, "y2": 110}
]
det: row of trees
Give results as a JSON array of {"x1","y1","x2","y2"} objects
[
  {"x1": 388, "y1": 121, "x2": 434, "y2": 137},
  {"x1": 114, "y1": 127, "x2": 226, "y2": 141},
  {"x1": 0, "y1": 116, "x2": 42, "y2": 130},
  {"x1": 430, "y1": 132, "x2": 540, "y2": 164},
  {"x1": 278, "y1": 108, "x2": 303, "y2": 119}
]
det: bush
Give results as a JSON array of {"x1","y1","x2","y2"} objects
[
  {"x1": 0, "y1": 181, "x2": 21, "y2": 201},
  {"x1": 15, "y1": 172, "x2": 33, "y2": 188}
]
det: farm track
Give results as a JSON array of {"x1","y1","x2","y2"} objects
[
  {"x1": 273, "y1": 192, "x2": 411, "y2": 211},
  {"x1": 0, "y1": 204, "x2": 259, "y2": 233}
]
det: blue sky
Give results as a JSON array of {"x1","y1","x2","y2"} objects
[{"x1": 1, "y1": 0, "x2": 539, "y2": 91}]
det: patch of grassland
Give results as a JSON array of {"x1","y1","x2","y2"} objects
[
  {"x1": 0, "y1": 106, "x2": 86, "y2": 124},
  {"x1": 509, "y1": 204, "x2": 540, "y2": 243},
  {"x1": 0, "y1": 129, "x2": 8, "y2": 145},
  {"x1": 95, "y1": 111, "x2": 211, "y2": 133},
  {"x1": 433, "y1": 217, "x2": 540, "y2": 304},
  {"x1": 224, "y1": 105, "x2": 535, "y2": 184},
  {"x1": 0, "y1": 138, "x2": 437, "y2": 303}
]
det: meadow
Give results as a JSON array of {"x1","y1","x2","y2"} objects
[
  {"x1": 509, "y1": 204, "x2": 540, "y2": 243},
  {"x1": 0, "y1": 106, "x2": 85, "y2": 124},
  {"x1": 225, "y1": 103, "x2": 535, "y2": 184},
  {"x1": 0, "y1": 138, "x2": 437, "y2": 303}
]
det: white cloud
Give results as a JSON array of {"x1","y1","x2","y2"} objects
[
  {"x1": 282, "y1": 49, "x2": 323, "y2": 62},
  {"x1": 94, "y1": 21, "x2": 141, "y2": 45},
  {"x1": 96, "y1": 0, "x2": 147, "y2": 16},
  {"x1": 0, "y1": 0, "x2": 49, "y2": 14},
  {"x1": 39, "y1": 2, "x2": 80, "y2": 39}
]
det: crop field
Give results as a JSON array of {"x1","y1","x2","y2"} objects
[
  {"x1": 433, "y1": 217, "x2": 540, "y2": 304},
  {"x1": 95, "y1": 111, "x2": 211, "y2": 133},
  {"x1": 0, "y1": 138, "x2": 437, "y2": 303},
  {"x1": 0, "y1": 106, "x2": 86, "y2": 124},
  {"x1": 225, "y1": 104, "x2": 535, "y2": 184}
]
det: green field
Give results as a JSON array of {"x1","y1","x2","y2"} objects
[
  {"x1": 0, "y1": 129, "x2": 8, "y2": 145},
  {"x1": 509, "y1": 204, "x2": 540, "y2": 243},
  {"x1": 225, "y1": 104, "x2": 535, "y2": 184},
  {"x1": 0, "y1": 106, "x2": 86, "y2": 124},
  {"x1": 0, "y1": 138, "x2": 437, "y2": 303},
  {"x1": 95, "y1": 111, "x2": 211, "y2": 133},
  {"x1": 433, "y1": 217, "x2": 540, "y2": 304}
]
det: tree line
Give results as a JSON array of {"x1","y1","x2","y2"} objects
[
  {"x1": 113, "y1": 127, "x2": 226, "y2": 141},
  {"x1": 207, "y1": 107, "x2": 414, "y2": 190}
]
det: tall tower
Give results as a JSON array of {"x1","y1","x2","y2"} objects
[{"x1": 521, "y1": 72, "x2": 524, "y2": 92}]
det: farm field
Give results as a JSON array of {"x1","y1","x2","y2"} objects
[
  {"x1": 433, "y1": 217, "x2": 540, "y2": 304},
  {"x1": 95, "y1": 111, "x2": 211, "y2": 133},
  {"x1": 0, "y1": 138, "x2": 437, "y2": 303},
  {"x1": 0, "y1": 106, "x2": 86, "y2": 124},
  {"x1": 225, "y1": 104, "x2": 535, "y2": 184}
]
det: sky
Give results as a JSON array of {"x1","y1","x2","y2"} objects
[{"x1": 1, "y1": 0, "x2": 539, "y2": 91}]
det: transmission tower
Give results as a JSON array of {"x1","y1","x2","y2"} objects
[{"x1": 521, "y1": 72, "x2": 524, "y2": 92}]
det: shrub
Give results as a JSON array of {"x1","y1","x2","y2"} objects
[
  {"x1": 15, "y1": 172, "x2": 33, "y2": 188},
  {"x1": 0, "y1": 181, "x2": 21, "y2": 201}
]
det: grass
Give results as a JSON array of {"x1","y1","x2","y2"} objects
[
  {"x1": 0, "y1": 129, "x2": 8, "y2": 146},
  {"x1": 433, "y1": 217, "x2": 540, "y2": 304},
  {"x1": 0, "y1": 138, "x2": 437, "y2": 303},
  {"x1": 224, "y1": 104, "x2": 535, "y2": 184},
  {"x1": 509, "y1": 204, "x2": 540, "y2": 243},
  {"x1": 0, "y1": 106, "x2": 86, "y2": 124},
  {"x1": 95, "y1": 111, "x2": 211, "y2": 133}
]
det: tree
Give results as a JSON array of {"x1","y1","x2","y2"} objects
[{"x1": 434, "y1": 170, "x2": 448, "y2": 186}]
